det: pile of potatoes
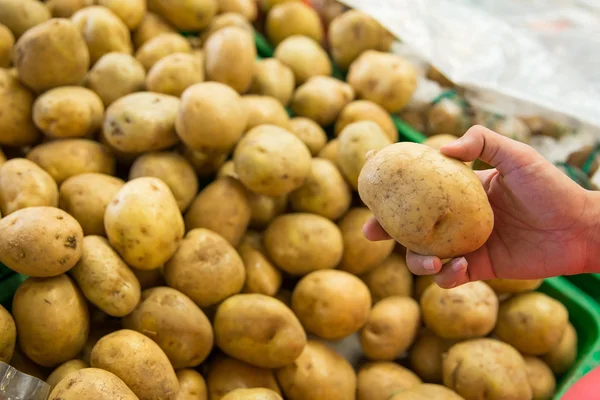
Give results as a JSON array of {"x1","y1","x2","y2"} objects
[{"x1": 0, "y1": 1, "x2": 578, "y2": 400}]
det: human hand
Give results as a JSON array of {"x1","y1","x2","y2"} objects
[{"x1": 363, "y1": 125, "x2": 600, "y2": 288}]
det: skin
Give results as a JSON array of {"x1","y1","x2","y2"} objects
[{"x1": 364, "y1": 125, "x2": 600, "y2": 287}]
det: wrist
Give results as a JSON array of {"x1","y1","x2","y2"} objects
[{"x1": 584, "y1": 191, "x2": 600, "y2": 274}]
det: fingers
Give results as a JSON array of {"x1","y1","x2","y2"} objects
[
  {"x1": 362, "y1": 217, "x2": 392, "y2": 241},
  {"x1": 434, "y1": 257, "x2": 470, "y2": 288},
  {"x1": 406, "y1": 250, "x2": 443, "y2": 275}
]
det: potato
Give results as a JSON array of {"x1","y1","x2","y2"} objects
[
  {"x1": 357, "y1": 362, "x2": 421, "y2": 400},
  {"x1": 48, "y1": 368, "x2": 138, "y2": 400},
  {"x1": 0, "y1": 305, "x2": 16, "y2": 363},
  {"x1": 0, "y1": 69, "x2": 39, "y2": 146},
  {"x1": 264, "y1": 213, "x2": 343, "y2": 275},
  {"x1": 199, "y1": 12, "x2": 253, "y2": 43},
  {"x1": 0, "y1": 158, "x2": 58, "y2": 216},
  {"x1": 97, "y1": 0, "x2": 146, "y2": 30},
  {"x1": 80, "y1": 319, "x2": 122, "y2": 365},
  {"x1": 123, "y1": 287, "x2": 213, "y2": 369},
  {"x1": 360, "y1": 296, "x2": 420, "y2": 360},
  {"x1": 347, "y1": 50, "x2": 417, "y2": 112},
  {"x1": 0, "y1": 23, "x2": 14, "y2": 67},
  {"x1": 292, "y1": 270, "x2": 371, "y2": 339},
  {"x1": 421, "y1": 281, "x2": 498, "y2": 340},
  {"x1": 147, "y1": 52, "x2": 204, "y2": 96},
  {"x1": 70, "y1": 236, "x2": 141, "y2": 317},
  {"x1": 423, "y1": 133, "x2": 459, "y2": 150},
  {"x1": 266, "y1": 2, "x2": 323, "y2": 45},
  {"x1": 338, "y1": 207, "x2": 394, "y2": 274},
  {"x1": 389, "y1": 384, "x2": 465, "y2": 400},
  {"x1": 177, "y1": 369, "x2": 208, "y2": 400},
  {"x1": 13, "y1": 18, "x2": 89, "y2": 93},
  {"x1": 131, "y1": 266, "x2": 165, "y2": 290},
  {"x1": 105, "y1": 177, "x2": 184, "y2": 270},
  {"x1": 250, "y1": 59, "x2": 295, "y2": 106},
  {"x1": 148, "y1": 0, "x2": 217, "y2": 31},
  {"x1": 84, "y1": 52, "x2": 146, "y2": 106},
  {"x1": 485, "y1": 278, "x2": 543, "y2": 295},
  {"x1": 443, "y1": 339, "x2": 532, "y2": 400},
  {"x1": 358, "y1": 142, "x2": 494, "y2": 258},
  {"x1": 361, "y1": 253, "x2": 413, "y2": 302},
  {"x1": 318, "y1": 138, "x2": 340, "y2": 165},
  {"x1": 247, "y1": 192, "x2": 287, "y2": 229},
  {"x1": 218, "y1": 160, "x2": 238, "y2": 179},
  {"x1": 524, "y1": 357, "x2": 556, "y2": 400},
  {"x1": 45, "y1": 0, "x2": 94, "y2": 18},
  {"x1": 103, "y1": 92, "x2": 180, "y2": 153},
  {"x1": 27, "y1": 139, "x2": 115, "y2": 185},
  {"x1": 13, "y1": 275, "x2": 89, "y2": 367},
  {"x1": 0, "y1": 207, "x2": 84, "y2": 277},
  {"x1": 276, "y1": 340, "x2": 356, "y2": 400},
  {"x1": 184, "y1": 178, "x2": 251, "y2": 246},
  {"x1": 176, "y1": 82, "x2": 248, "y2": 151},
  {"x1": 238, "y1": 234, "x2": 283, "y2": 296},
  {"x1": 0, "y1": 148, "x2": 5, "y2": 166},
  {"x1": 288, "y1": 117, "x2": 327, "y2": 156},
  {"x1": 543, "y1": 322, "x2": 577, "y2": 375},
  {"x1": 495, "y1": 292, "x2": 568, "y2": 355},
  {"x1": 133, "y1": 12, "x2": 176, "y2": 48},
  {"x1": 291, "y1": 76, "x2": 355, "y2": 126},
  {"x1": 243, "y1": 95, "x2": 290, "y2": 131},
  {"x1": 218, "y1": 0, "x2": 257, "y2": 21},
  {"x1": 335, "y1": 100, "x2": 397, "y2": 142},
  {"x1": 274, "y1": 35, "x2": 331, "y2": 85},
  {"x1": 222, "y1": 389, "x2": 283, "y2": 400},
  {"x1": 46, "y1": 359, "x2": 89, "y2": 389},
  {"x1": 207, "y1": 356, "x2": 281, "y2": 400},
  {"x1": 409, "y1": 329, "x2": 457, "y2": 383},
  {"x1": 9, "y1": 347, "x2": 50, "y2": 381},
  {"x1": 33, "y1": 87, "x2": 104, "y2": 139},
  {"x1": 0, "y1": 0, "x2": 51, "y2": 38},
  {"x1": 136, "y1": 33, "x2": 192, "y2": 71},
  {"x1": 214, "y1": 294, "x2": 306, "y2": 368},
  {"x1": 414, "y1": 275, "x2": 435, "y2": 301},
  {"x1": 289, "y1": 158, "x2": 351, "y2": 220},
  {"x1": 204, "y1": 27, "x2": 256, "y2": 93},
  {"x1": 427, "y1": 99, "x2": 470, "y2": 137},
  {"x1": 181, "y1": 147, "x2": 227, "y2": 178},
  {"x1": 234, "y1": 125, "x2": 311, "y2": 196},
  {"x1": 90, "y1": 329, "x2": 179, "y2": 400},
  {"x1": 130, "y1": 152, "x2": 199, "y2": 212}
]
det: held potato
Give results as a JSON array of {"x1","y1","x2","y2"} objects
[
  {"x1": 288, "y1": 117, "x2": 327, "y2": 156},
  {"x1": 263, "y1": 213, "x2": 343, "y2": 275},
  {"x1": 0, "y1": 0, "x2": 50, "y2": 38},
  {"x1": 443, "y1": 339, "x2": 532, "y2": 400},
  {"x1": 59, "y1": 173, "x2": 125, "y2": 236},
  {"x1": 358, "y1": 142, "x2": 494, "y2": 258},
  {"x1": 27, "y1": 139, "x2": 115, "y2": 185},
  {"x1": 214, "y1": 294, "x2": 307, "y2": 368},
  {"x1": 33, "y1": 87, "x2": 104, "y2": 139},
  {"x1": 199, "y1": 13, "x2": 253, "y2": 44},
  {"x1": 524, "y1": 357, "x2": 556, "y2": 400},
  {"x1": 207, "y1": 356, "x2": 281, "y2": 400},
  {"x1": 12, "y1": 275, "x2": 89, "y2": 367},
  {"x1": 218, "y1": 0, "x2": 258, "y2": 21},
  {"x1": 543, "y1": 322, "x2": 577, "y2": 375},
  {"x1": 130, "y1": 152, "x2": 199, "y2": 212},
  {"x1": 233, "y1": 125, "x2": 312, "y2": 196},
  {"x1": 276, "y1": 340, "x2": 356, "y2": 400},
  {"x1": 45, "y1": 0, "x2": 94, "y2": 18},
  {"x1": 147, "y1": 52, "x2": 205, "y2": 96},
  {"x1": 360, "y1": 296, "x2": 420, "y2": 360},
  {"x1": 133, "y1": 12, "x2": 176, "y2": 48},
  {"x1": 0, "y1": 207, "x2": 84, "y2": 277},
  {"x1": 274, "y1": 35, "x2": 331, "y2": 85},
  {"x1": 48, "y1": 368, "x2": 138, "y2": 400},
  {"x1": 0, "y1": 23, "x2": 14, "y2": 68},
  {"x1": 0, "y1": 305, "x2": 16, "y2": 363},
  {"x1": 242, "y1": 95, "x2": 290, "y2": 131},
  {"x1": 335, "y1": 100, "x2": 398, "y2": 142},
  {"x1": 104, "y1": 177, "x2": 185, "y2": 270},
  {"x1": 266, "y1": 2, "x2": 323, "y2": 45},
  {"x1": 123, "y1": 287, "x2": 214, "y2": 369},
  {"x1": 148, "y1": 0, "x2": 217, "y2": 31},
  {"x1": 247, "y1": 192, "x2": 287, "y2": 229},
  {"x1": 135, "y1": 33, "x2": 193, "y2": 71},
  {"x1": 485, "y1": 278, "x2": 543, "y2": 295},
  {"x1": 0, "y1": 158, "x2": 59, "y2": 216},
  {"x1": 250, "y1": 59, "x2": 295, "y2": 106},
  {"x1": 222, "y1": 389, "x2": 283, "y2": 400},
  {"x1": 176, "y1": 82, "x2": 248, "y2": 151},
  {"x1": 495, "y1": 292, "x2": 568, "y2": 355},
  {"x1": 164, "y1": 228, "x2": 245, "y2": 308},
  {"x1": 184, "y1": 177, "x2": 251, "y2": 246},
  {"x1": 289, "y1": 158, "x2": 352, "y2": 220},
  {"x1": 390, "y1": 384, "x2": 465, "y2": 400},
  {"x1": 409, "y1": 329, "x2": 457, "y2": 383},
  {"x1": 46, "y1": 359, "x2": 89, "y2": 389},
  {"x1": 85, "y1": 53, "x2": 146, "y2": 106},
  {"x1": 361, "y1": 253, "x2": 413, "y2": 302},
  {"x1": 357, "y1": 362, "x2": 421, "y2": 400},
  {"x1": 97, "y1": 0, "x2": 146, "y2": 30},
  {"x1": 421, "y1": 281, "x2": 498, "y2": 340},
  {"x1": 177, "y1": 369, "x2": 208, "y2": 400},
  {"x1": 238, "y1": 234, "x2": 283, "y2": 296},
  {"x1": 292, "y1": 270, "x2": 372, "y2": 340},
  {"x1": 182, "y1": 146, "x2": 228, "y2": 177},
  {"x1": 338, "y1": 207, "x2": 395, "y2": 275},
  {"x1": 90, "y1": 329, "x2": 179, "y2": 400},
  {"x1": 291, "y1": 76, "x2": 355, "y2": 126},
  {"x1": 69, "y1": 236, "x2": 141, "y2": 317},
  {"x1": 0, "y1": 69, "x2": 40, "y2": 146}
]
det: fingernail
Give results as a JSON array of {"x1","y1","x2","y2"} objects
[
  {"x1": 423, "y1": 258, "x2": 436, "y2": 273},
  {"x1": 451, "y1": 257, "x2": 468, "y2": 273}
]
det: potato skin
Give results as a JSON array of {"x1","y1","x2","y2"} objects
[
  {"x1": 176, "y1": 369, "x2": 208, "y2": 400},
  {"x1": 247, "y1": 192, "x2": 287, "y2": 229},
  {"x1": 207, "y1": 356, "x2": 281, "y2": 400},
  {"x1": 389, "y1": 384, "x2": 465, "y2": 400},
  {"x1": 0, "y1": 158, "x2": 59, "y2": 216},
  {"x1": 250, "y1": 59, "x2": 295, "y2": 106},
  {"x1": 275, "y1": 35, "x2": 331, "y2": 85},
  {"x1": 123, "y1": 287, "x2": 214, "y2": 369},
  {"x1": 409, "y1": 329, "x2": 457, "y2": 383},
  {"x1": 524, "y1": 357, "x2": 556, "y2": 400},
  {"x1": 0, "y1": 305, "x2": 16, "y2": 363},
  {"x1": 214, "y1": 294, "x2": 307, "y2": 368},
  {"x1": 45, "y1": 0, "x2": 94, "y2": 18},
  {"x1": 0, "y1": 69, "x2": 40, "y2": 146},
  {"x1": 90, "y1": 329, "x2": 179, "y2": 400},
  {"x1": 85, "y1": 53, "x2": 146, "y2": 106},
  {"x1": 335, "y1": 100, "x2": 398, "y2": 142},
  {"x1": 358, "y1": 142, "x2": 494, "y2": 258},
  {"x1": 222, "y1": 389, "x2": 283, "y2": 400},
  {"x1": 266, "y1": 2, "x2": 323, "y2": 45},
  {"x1": 97, "y1": 0, "x2": 146, "y2": 30},
  {"x1": 288, "y1": 117, "x2": 327, "y2": 156},
  {"x1": 0, "y1": 23, "x2": 14, "y2": 68},
  {"x1": 70, "y1": 236, "x2": 141, "y2": 317},
  {"x1": 14, "y1": 18, "x2": 89, "y2": 93},
  {"x1": 276, "y1": 340, "x2": 356, "y2": 400},
  {"x1": 361, "y1": 253, "x2": 413, "y2": 302},
  {"x1": 133, "y1": 12, "x2": 176, "y2": 48},
  {"x1": 218, "y1": 0, "x2": 257, "y2": 21},
  {"x1": 48, "y1": 368, "x2": 138, "y2": 400},
  {"x1": 199, "y1": 12, "x2": 253, "y2": 43},
  {"x1": 13, "y1": 275, "x2": 89, "y2": 367},
  {"x1": 357, "y1": 362, "x2": 421, "y2": 400},
  {"x1": 318, "y1": 138, "x2": 340, "y2": 165},
  {"x1": 46, "y1": 359, "x2": 89, "y2": 389},
  {"x1": 485, "y1": 278, "x2": 543, "y2": 295},
  {"x1": 147, "y1": 52, "x2": 205, "y2": 97},
  {"x1": 136, "y1": 32, "x2": 192, "y2": 71},
  {"x1": 0, "y1": 0, "x2": 51, "y2": 38},
  {"x1": 238, "y1": 234, "x2": 283, "y2": 296},
  {"x1": 242, "y1": 95, "x2": 290, "y2": 131},
  {"x1": 0, "y1": 207, "x2": 84, "y2": 277},
  {"x1": 542, "y1": 322, "x2": 577, "y2": 375},
  {"x1": 291, "y1": 76, "x2": 355, "y2": 126},
  {"x1": 264, "y1": 213, "x2": 343, "y2": 275},
  {"x1": 292, "y1": 270, "x2": 372, "y2": 340},
  {"x1": 164, "y1": 228, "x2": 245, "y2": 308},
  {"x1": 148, "y1": 0, "x2": 217, "y2": 31},
  {"x1": 104, "y1": 177, "x2": 185, "y2": 270}
]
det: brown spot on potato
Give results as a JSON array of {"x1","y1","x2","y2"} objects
[{"x1": 64, "y1": 235, "x2": 77, "y2": 249}]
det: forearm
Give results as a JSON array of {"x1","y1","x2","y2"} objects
[{"x1": 584, "y1": 190, "x2": 600, "y2": 273}]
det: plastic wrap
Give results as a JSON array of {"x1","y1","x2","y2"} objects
[{"x1": 0, "y1": 362, "x2": 50, "y2": 400}]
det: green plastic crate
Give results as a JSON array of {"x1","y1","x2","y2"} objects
[{"x1": 566, "y1": 274, "x2": 600, "y2": 304}]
